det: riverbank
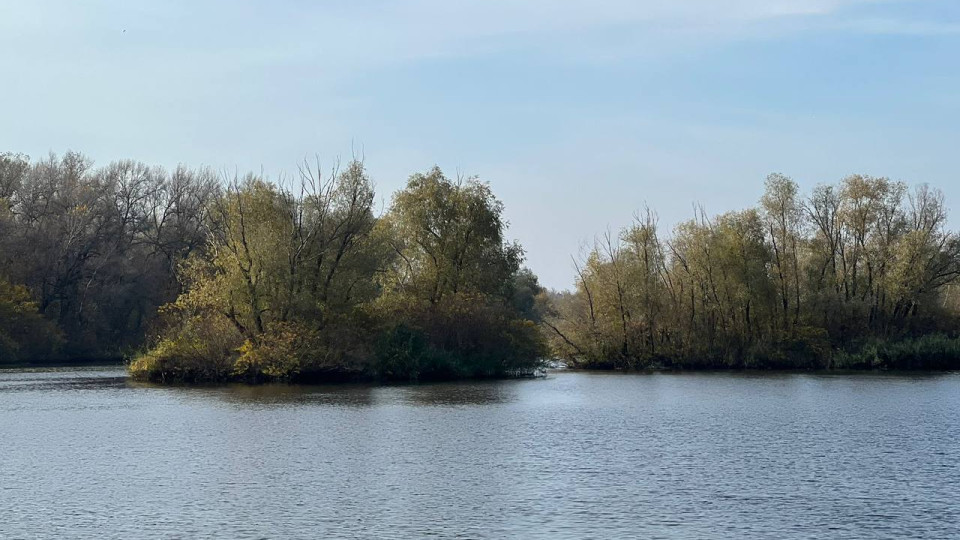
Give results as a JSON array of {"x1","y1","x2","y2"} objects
[
  {"x1": 563, "y1": 334, "x2": 960, "y2": 372},
  {"x1": 127, "y1": 353, "x2": 546, "y2": 385},
  {"x1": 131, "y1": 334, "x2": 960, "y2": 385},
  {"x1": 15, "y1": 333, "x2": 959, "y2": 385}
]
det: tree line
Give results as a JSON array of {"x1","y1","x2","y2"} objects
[
  {"x1": 544, "y1": 174, "x2": 960, "y2": 370},
  {"x1": 0, "y1": 152, "x2": 217, "y2": 363},
  {"x1": 2, "y1": 150, "x2": 959, "y2": 378},
  {"x1": 0, "y1": 151, "x2": 545, "y2": 381}
]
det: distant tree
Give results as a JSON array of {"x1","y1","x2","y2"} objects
[
  {"x1": 0, "y1": 278, "x2": 62, "y2": 363},
  {"x1": 549, "y1": 173, "x2": 960, "y2": 370},
  {"x1": 0, "y1": 152, "x2": 232, "y2": 360}
]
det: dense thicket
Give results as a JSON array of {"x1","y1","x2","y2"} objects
[
  {"x1": 0, "y1": 152, "x2": 545, "y2": 378},
  {"x1": 4, "y1": 150, "x2": 959, "y2": 376},
  {"x1": 128, "y1": 164, "x2": 546, "y2": 381},
  {"x1": 545, "y1": 174, "x2": 960, "y2": 370}
]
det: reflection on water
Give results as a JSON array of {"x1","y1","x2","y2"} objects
[
  {"x1": 0, "y1": 367, "x2": 124, "y2": 391},
  {"x1": 1, "y1": 366, "x2": 959, "y2": 539},
  {"x1": 127, "y1": 377, "x2": 520, "y2": 408},
  {"x1": 214, "y1": 382, "x2": 377, "y2": 407},
  {"x1": 399, "y1": 379, "x2": 517, "y2": 406}
]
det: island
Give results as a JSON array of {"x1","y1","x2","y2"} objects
[{"x1": 1, "y1": 151, "x2": 959, "y2": 381}]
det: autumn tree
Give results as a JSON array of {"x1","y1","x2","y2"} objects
[
  {"x1": 375, "y1": 167, "x2": 544, "y2": 379},
  {"x1": 550, "y1": 173, "x2": 960, "y2": 370}
]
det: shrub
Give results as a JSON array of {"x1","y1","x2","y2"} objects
[
  {"x1": 832, "y1": 334, "x2": 960, "y2": 370},
  {"x1": 128, "y1": 313, "x2": 241, "y2": 382},
  {"x1": 374, "y1": 293, "x2": 547, "y2": 380}
]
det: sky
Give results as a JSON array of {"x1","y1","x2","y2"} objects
[{"x1": 2, "y1": 0, "x2": 959, "y2": 290}]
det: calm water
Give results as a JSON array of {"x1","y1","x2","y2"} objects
[{"x1": 1, "y1": 367, "x2": 959, "y2": 539}]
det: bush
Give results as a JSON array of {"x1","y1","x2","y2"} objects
[
  {"x1": 128, "y1": 313, "x2": 241, "y2": 382},
  {"x1": 833, "y1": 334, "x2": 960, "y2": 370},
  {"x1": 232, "y1": 322, "x2": 309, "y2": 381},
  {"x1": 374, "y1": 293, "x2": 547, "y2": 380},
  {"x1": 232, "y1": 320, "x2": 372, "y2": 382},
  {"x1": 375, "y1": 323, "x2": 453, "y2": 381}
]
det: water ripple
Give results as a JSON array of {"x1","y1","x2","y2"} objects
[{"x1": 1, "y1": 368, "x2": 958, "y2": 538}]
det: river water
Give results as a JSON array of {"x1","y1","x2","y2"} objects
[{"x1": 1, "y1": 367, "x2": 958, "y2": 539}]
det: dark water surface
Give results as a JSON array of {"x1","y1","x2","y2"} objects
[{"x1": 1, "y1": 367, "x2": 958, "y2": 539}]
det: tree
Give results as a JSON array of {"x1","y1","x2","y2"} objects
[
  {"x1": 133, "y1": 160, "x2": 387, "y2": 381},
  {"x1": 0, "y1": 151, "x2": 224, "y2": 359},
  {"x1": 549, "y1": 173, "x2": 960, "y2": 370},
  {"x1": 374, "y1": 167, "x2": 544, "y2": 379},
  {"x1": 761, "y1": 173, "x2": 803, "y2": 333},
  {"x1": 380, "y1": 167, "x2": 522, "y2": 305},
  {"x1": 0, "y1": 278, "x2": 62, "y2": 363}
]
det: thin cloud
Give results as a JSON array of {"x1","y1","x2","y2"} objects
[
  {"x1": 0, "y1": 0, "x2": 938, "y2": 74},
  {"x1": 839, "y1": 17, "x2": 960, "y2": 35}
]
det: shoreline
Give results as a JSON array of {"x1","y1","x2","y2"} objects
[{"x1": 3, "y1": 363, "x2": 956, "y2": 387}]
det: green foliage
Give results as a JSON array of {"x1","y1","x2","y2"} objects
[
  {"x1": 129, "y1": 163, "x2": 545, "y2": 383},
  {"x1": 233, "y1": 322, "x2": 312, "y2": 380},
  {"x1": 833, "y1": 334, "x2": 960, "y2": 370},
  {"x1": 379, "y1": 167, "x2": 523, "y2": 304},
  {"x1": 374, "y1": 293, "x2": 546, "y2": 380},
  {"x1": 10, "y1": 148, "x2": 956, "y2": 376},
  {"x1": 374, "y1": 323, "x2": 453, "y2": 381},
  {"x1": 127, "y1": 311, "x2": 240, "y2": 382},
  {"x1": 370, "y1": 168, "x2": 545, "y2": 379},
  {"x1": 506, "y1": 267, "x2": 544, "y2": 323}
]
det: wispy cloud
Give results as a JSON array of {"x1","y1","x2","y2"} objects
[
  {"x1": 228, "y1": 0, "x2": 944, "y2": 70},
  {"x1": 0, "y1": 0, "x2": 940, "y2": 75},
  {"x1": 267, "y1": 0, "x2": 883, "y2": 65},
  {"x1": 839, "y1": 17, "x2": 960, "y2": 35}
]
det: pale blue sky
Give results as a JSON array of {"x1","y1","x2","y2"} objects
[{"x1": 2, "y1": 1, "x2": 959, "y2": 289}]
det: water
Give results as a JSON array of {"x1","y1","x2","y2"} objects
[{"x1": 1, "y1": 367, "x2": 958, "y2": 539}]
